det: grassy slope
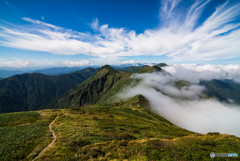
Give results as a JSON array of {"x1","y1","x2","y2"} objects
[
  {"x1": 1, "y1": 96, "x2": 240, "y2": 160},
  {"x1": 0, "y1": 110, "x2": 57, "y2": 161},
  {"x1": 37, "y1": 96, "x2": 239, "y2": 160}
]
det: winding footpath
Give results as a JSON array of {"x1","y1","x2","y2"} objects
[{"x1": 32, "y1": 116, "x2": 58, "y2": 161}]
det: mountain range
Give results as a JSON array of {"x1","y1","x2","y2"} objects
[
  {"x1": 0, "y1": 67, "x2": 97, "y2": 113},
  {"x1": 0, "y1": 63, "x2": 239, "y2": 113},
  {"x1": 0, "y1": 63, "x2": 161, "y2": 78}
]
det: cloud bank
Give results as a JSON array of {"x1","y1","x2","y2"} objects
[
  {"x1": 0, "y1": 0, "x2": 240, "y2": 62},
  {"x1": 0, "y1": 59, "x2": 31, "y2": 68},
  {"x1": 163, "y1": 64, "x2": 240, "y2": 83},
  {"x1": 0, "y1": 59, "x2": 91, "y2": 68},
  {"x1": 117, "y1": 72, "x2": 240, "y2": 137},
  {"x1": 54, "y1": 60, "x2": 90, "y2": 67}
]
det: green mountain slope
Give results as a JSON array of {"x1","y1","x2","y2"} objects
[
  {"x1": 0, "y1": 68, "x2": 97, "y2": 113},
  {"x1": 55, "y1": 65, "x2": 163, "y2": 108},
  {"x1": 124, "y1": 65, "x2": 150, "y2": 73}
]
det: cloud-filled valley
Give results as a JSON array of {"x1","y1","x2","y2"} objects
[{"x1": 116, "y1": 68, "x2": 240, "y2": 137}]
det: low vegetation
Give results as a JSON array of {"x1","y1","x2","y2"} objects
[
  {"x1": 35, "y1": 96, "x2": 240, "y2": 160},
  {"x1": 0, "y1": 110, "x2": 57, "y2": 161},
  {"x1": 1, "y1": 96, "x2": 240, "y2": 160}
]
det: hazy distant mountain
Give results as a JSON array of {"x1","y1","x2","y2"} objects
[
  {"x1": 32, "y1": 66, "x2": 96, "y2": 75},
  {"x1": 0, "y1": 70, "x2": 28, "y2": 78},
  {"x1": 156, "y1": 63, "x2": 168, "y2": 67},
  {"x1": 200, "y1": 79, "x2": 240, "y2": 105},
  {"x1": 0, "y1": 63, "x2": 163, "y2": 78},
  {"x1": 111, "y1": 63, "x2": 157, "y2": 69},
  {"x1": 0, "y1": 67, "x2": 97, "y2": 113},
  {"x1": 0, "y1": 67, "x2": 98, "y2": 78}
]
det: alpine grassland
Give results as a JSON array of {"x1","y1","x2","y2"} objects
[
  {"x1": 0, "y1": 110, "x2": 57, "y2": 161},
  {"x1": 29, "y1": 98, "x2": 240, "y2": 161}
]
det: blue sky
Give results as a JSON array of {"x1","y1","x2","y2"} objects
[{"x1": 0, "y1": 0, "x2": 240, "y2": 69}]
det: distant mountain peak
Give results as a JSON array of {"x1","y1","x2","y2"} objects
[
  {"x1": 98, "y1": 65, "x2": 118, "y2": 73},
  {"x1": 156, "y1": 63, "x2": 167, "y2": 67},
  {"x1": 152, "y1": 65, "x2": 162, "y2": 72}
]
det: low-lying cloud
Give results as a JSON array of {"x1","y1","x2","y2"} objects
[
  {"x1": 163, "y1": 64, "x2": 240, "y2": 83},
  {"x1": 54, "y1": 60, "x2": 90, "y2": 67},
  {"x1": 0, "y1": 59, "x2": 31, "y2": 68},
  {"x1": 117, "y1": 72, "x2": 240, "y2": 137}
]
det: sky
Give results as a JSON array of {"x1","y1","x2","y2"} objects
[{"x1": 0, "y1": 0, "x2": 240, "y2": 69}]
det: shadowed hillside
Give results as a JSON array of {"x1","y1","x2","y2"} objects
[{"x1": 0, "y1": 68, "x2": 97, "y2": 113}]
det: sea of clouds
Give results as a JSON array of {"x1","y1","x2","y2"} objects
[
  {"x1": 162, "y1": 64, "x2": 240, "y2": 83},
  {"x1": 117, "y1": 64, "x2": 240, "y2": 137}
]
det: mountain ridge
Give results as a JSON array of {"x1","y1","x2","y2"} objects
[{"x1": 0, "y1": 68, "x2": 97, "y2": 113}]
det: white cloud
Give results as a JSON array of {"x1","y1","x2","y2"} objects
[
  {"x1": 0, "y1": 59, "x2": 31, "y2": 68},
  {"x1": 41, "y1": 16, "x2": 44, "y2": 20},
  {"x1": 116, "y1": 72, "x2": 240, "y2": 137},
  {"x1": 0, "y1": 59, "x2": 91, "y2": 68},
  {"x1": 121, "y1": 60, "x2": 138, "y2": 64},
  {"x1": 117, "y1": 60, "x2": 141, "y2": 65},
  {"x1": 163, "y1": 64, "x2": 240, "y2": 83},
  {"x1": 91, "y1": 18, "x2": 99, "y2": 31},
  {"x1": 54, "y1": 60, "x2": 90, "y2": 67},
  {"x1": 22, "y1": 17, "x2": 58, "y2": 29},
  {"x1": 0, "y1": 0, "x2": 240, "y2": 62},
  {"x1": 160, "y1": 0, "x2": 182, "y2": 19}
]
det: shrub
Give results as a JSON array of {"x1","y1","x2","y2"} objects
[
  {"x1": 68, "y1": 139, "x2": 91, "y2": 151},
  {"x1": 116, "y1": 133, "x2": 136, "y2": 141}
]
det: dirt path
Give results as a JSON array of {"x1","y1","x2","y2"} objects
[{"x1": 32, "y1": 116, "x2": 58, "y2": 161}]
